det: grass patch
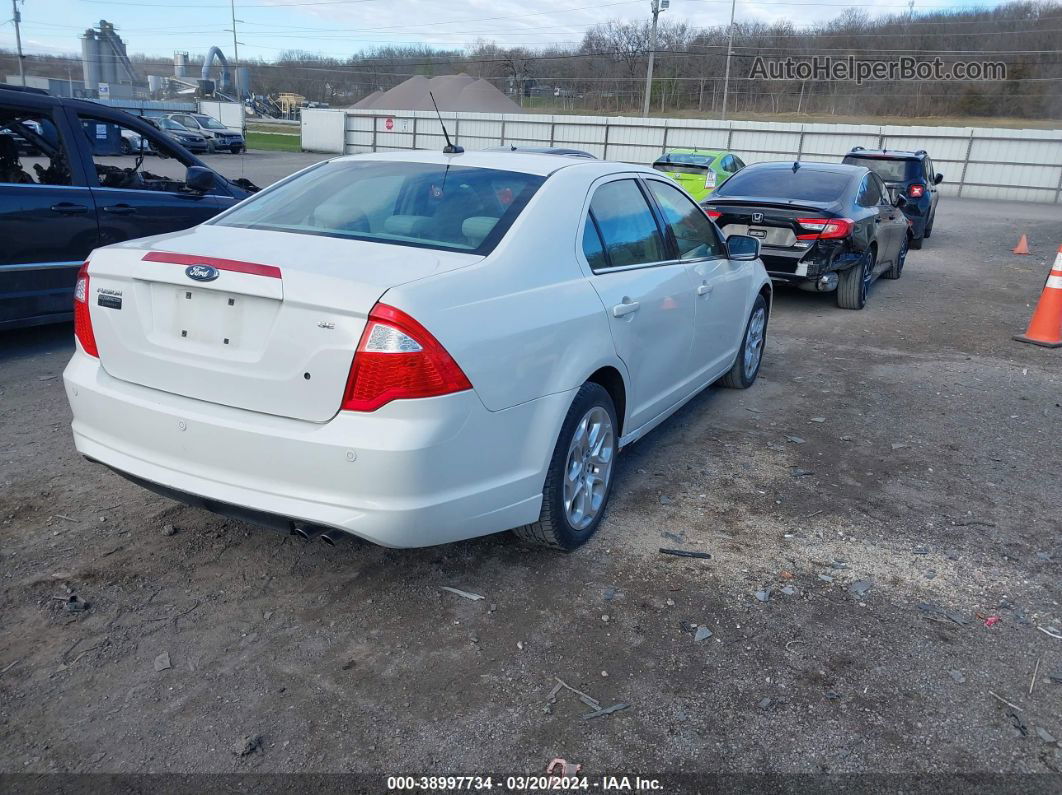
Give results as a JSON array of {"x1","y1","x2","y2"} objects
[{"x1": 245, "y1": 131, "x2": 301, "y2": 152}]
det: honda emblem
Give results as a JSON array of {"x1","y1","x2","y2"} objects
[{"x1": 751, "y1": 212, "x2": 764, "y2": 224}]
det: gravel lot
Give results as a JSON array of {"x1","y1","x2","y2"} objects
[{"x1": 1, "y1": 178, "x2": 1060, "y2": 779}]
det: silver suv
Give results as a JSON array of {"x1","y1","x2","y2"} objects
[{"x1": 164, "y1": 113, "x2": 245, "y2": 154}]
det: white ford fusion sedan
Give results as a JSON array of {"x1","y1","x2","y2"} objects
[{"x1": 64, "y1": 150, "x2": 771, "y2": 549}]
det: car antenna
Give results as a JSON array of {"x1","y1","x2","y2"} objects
[
  {"x1": 429, "y1": 91, "x2": 463, "y2": 154},
  {"x1": 792, "y1": 161, "x2": 800, "y2": 172}
]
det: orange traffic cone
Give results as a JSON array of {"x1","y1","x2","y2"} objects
[
  {"x1": 1014, "y1": 246, "x2": 1062, "y2": 348},
  {"x1": 1012, "y1": 234, "x2": 1030, "y2": 255}
]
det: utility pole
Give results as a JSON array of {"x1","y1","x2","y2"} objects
[
  {"x1": 720, "y1": 0, "x2": 736, "y2": 121},
  {"x1": 11, "y1": 0, "x2": 26, "y2": 86},
  {"x1": 641, "y1": 0, "x2": 667, "y2": 118},
  {"x1": 227, "y1": 0, "x2": 242, "y2": 100}
]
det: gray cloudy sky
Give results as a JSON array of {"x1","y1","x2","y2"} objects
[{"x1": 3, "y1": 0, "x2": 1001, "y2": 58}]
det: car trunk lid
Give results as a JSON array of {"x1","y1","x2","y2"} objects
[
  {"x1": 708, "y1": 197, "x2": 842, "y2": 249},
  {"x1": 654, "y1": 162, "x2": 717, "y2": 196},
  {"x1": 87, "y1": 225, "x2": 481, "y2": 422}
]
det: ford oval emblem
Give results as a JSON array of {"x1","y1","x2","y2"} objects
[{"x1": 185, "y1": 264, "x2": 219, "y2": 282}]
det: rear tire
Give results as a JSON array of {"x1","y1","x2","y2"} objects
[
  {"x1": 513, "y1": 383, "x2": 618, "y2": 550},
  {"x1": 909, "y1": 234, "x2": 923, "y2": 250},
  {"x1": 721, "y1": 295, "x2": 768, "y2": 389},
  {"x1": 883, "y1": 234, "x2": 908, "y2": 280},
  {"x1": 837, "y1": 248, "x2": 874, "y2": 310}
]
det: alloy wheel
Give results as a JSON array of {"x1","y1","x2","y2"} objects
[
  {"x1": 743, "y1": 307, "x2": 766, "y2": 381},
  {"x1": 861, "y1": 252, "x2": 875, "y2": 301},
  {"x1": 562, "y1": 406, "x2": 616, "y2": 530}
]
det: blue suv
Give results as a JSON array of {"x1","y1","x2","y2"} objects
[
  {"x1": 0, "y1": 84, "x2": 257, "y2": 330},
  {"x1": 842, "y1": 148, "x2": 942, "y2": 249}
]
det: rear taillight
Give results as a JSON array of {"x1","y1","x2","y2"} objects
[
  {"x1": 796, "y1": 218, "x2": 854, "y2": 240},
  {"x1": 73, "y1": 261, "x2": 98, "y2": 358},
  {"x1": 907, "y1": 184, "x2": 925, "y2": 198},
  {"x1": 705, "y1": 209, "x2": 722, "y2": 221},
  {"x1": 340, "y1": 304, "x2": 472, "y2": 412}
]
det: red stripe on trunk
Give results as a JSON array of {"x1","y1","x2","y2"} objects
[{"x1": 142, "y1": 251, "x2": 282, "y2": 279}]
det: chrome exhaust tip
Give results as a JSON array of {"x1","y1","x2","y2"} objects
[
  {"x1": 320, "y1": 530, "x2": 345, "y2": 547},
  {"x1": 291, "y1": 522, "x2": 324, "y2": 541}
]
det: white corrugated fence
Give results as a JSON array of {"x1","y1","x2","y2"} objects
[{"x1": 300, "y1": 108, "x2": 1062, "y2": 204}]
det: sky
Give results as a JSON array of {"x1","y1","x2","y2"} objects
[{"x1": 2, "y1": 0, "x2": 1008, "y2": 61}]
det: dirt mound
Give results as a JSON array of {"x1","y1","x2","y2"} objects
[{"x1": 352, "y1": 73, "x2": 523, "y2": 113}]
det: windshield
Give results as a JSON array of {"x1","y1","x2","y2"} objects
[
  {"x1": 212, "y1": 159, "x2": 546, "y2": 254},
  {"x1": 160, "y1": 118, "x2": 189, "y2": 131},
  {"x1": 842, "y1": 156, "x2": 918, "y2": 183},
  {"x1": 715, "y1": 167, "x2": 852, "y2": 202},
  {"x1": 197, "y1": 116, "x2": 228, "y2": 130}
]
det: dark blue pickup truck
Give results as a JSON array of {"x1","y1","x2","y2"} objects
[{"x1": 0, "y1": 84, "x2": 258, "y2": 330}]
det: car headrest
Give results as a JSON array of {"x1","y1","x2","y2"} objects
[
  {"x1": 384, "y1": 215, "x2": 433, "y2": 239},
  {"x1": 0, "y1": 134, "x2": 18, "y2": 161},
  {"x1": 313, "y1": 203, "x2": 369, "y2": 234},
  {"x1": 461, "y1": 216, "x2": 498, "y2": 248}
]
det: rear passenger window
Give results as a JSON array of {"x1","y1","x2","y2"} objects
[
  {"x1": 588, "y1": 180, "x2": 666, "y2": 269},
  {"x1": 0, "y1": 111, "x2": 71, "y2": 186},
  {"x1": 582, "y1": 215, "x2": 607, "y2": 270},
  {"x1": 77, "y1": 114, "x2": 195, "y2": 193},
  {"x1": 646, "y1": 180, "x2": 723, "y2": 260},
  {"x1": 857, "y1": 176, "x2": 881, "y2": 207}
]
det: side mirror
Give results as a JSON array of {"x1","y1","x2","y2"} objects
[
  {"x1": 894, "y1": 193, "x2": 908, "y2": 208},
  {"x1": 727, "y1": 234, "x2": 760, "y2": 261},
  {"x1": 185, "y1": 166, "x2": 215, "y2": 193},
  {"x1": 934, "y1": 173, "x2": 943, "y2": 185}
]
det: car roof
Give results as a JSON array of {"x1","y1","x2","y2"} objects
[
  {"x1": 0, "y1": 86, "x2": 155, "y2": 120},
  {"x1": 0, "y1": 83, "x2": 49, "y2": 96},
  {"x1": 485, "y1": 145, "x2": 596, "y2": 159},
  {"x1": 660, "y1": 148, "x2": 725, "y2": 157},
  {"x1": 330, "y1": 149, "x2": 654, "y2": 178},
  {"x1": 846, "y1": 148, "x2": 925, "y2": 160},
  {"x1": 740, "y1": 160, "x2": 867, "y2": 176}
]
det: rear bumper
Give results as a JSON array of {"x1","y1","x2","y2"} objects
[
  {"x1": 901, "y1": 198, "x2": 932, "y2": 236},
  {"x1": 763, "y1": 244, "x2": 861, "y2": 284},
  {"x1": 64, "y1": 352, "x2": 572, "y2": 547}
]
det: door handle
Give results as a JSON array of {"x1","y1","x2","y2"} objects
[
  {"x1": 612, "y1": 300, "x2": 640, "y2": 318},
  {"x1": 50, "y1": 203, "x2": 89, "y2": 215},
  {"x1": 103, "y1": 204, "x2": 136, "y2": 215},
  {"x1": 696, "y1": 283, "x2": 713, "y2": 296}
]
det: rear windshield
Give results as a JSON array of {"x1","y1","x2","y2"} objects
[
  {"x1": 714, "y1": 167, "x2": 851, "y2": 202},
  {"x1": 842, "y1": 156, "x2": 918, "y2": 183},
  {"x1": 653, "y1": 163, "x2": 709, "y2": 175},
  {"x1": 212, "y1": 160, "x2": 545, "y2": 254},
  {"x1": 659, "y1": 153, "x2": 714, "y2": 165}
]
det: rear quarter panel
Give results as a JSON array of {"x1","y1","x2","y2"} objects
[{"x1": 382, "y1": 166, "x2": 624, "y2": 415}]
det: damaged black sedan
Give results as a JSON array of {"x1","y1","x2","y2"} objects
[{"x1": 702, "y1": 161, "x2": 910, "y2": 309}]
